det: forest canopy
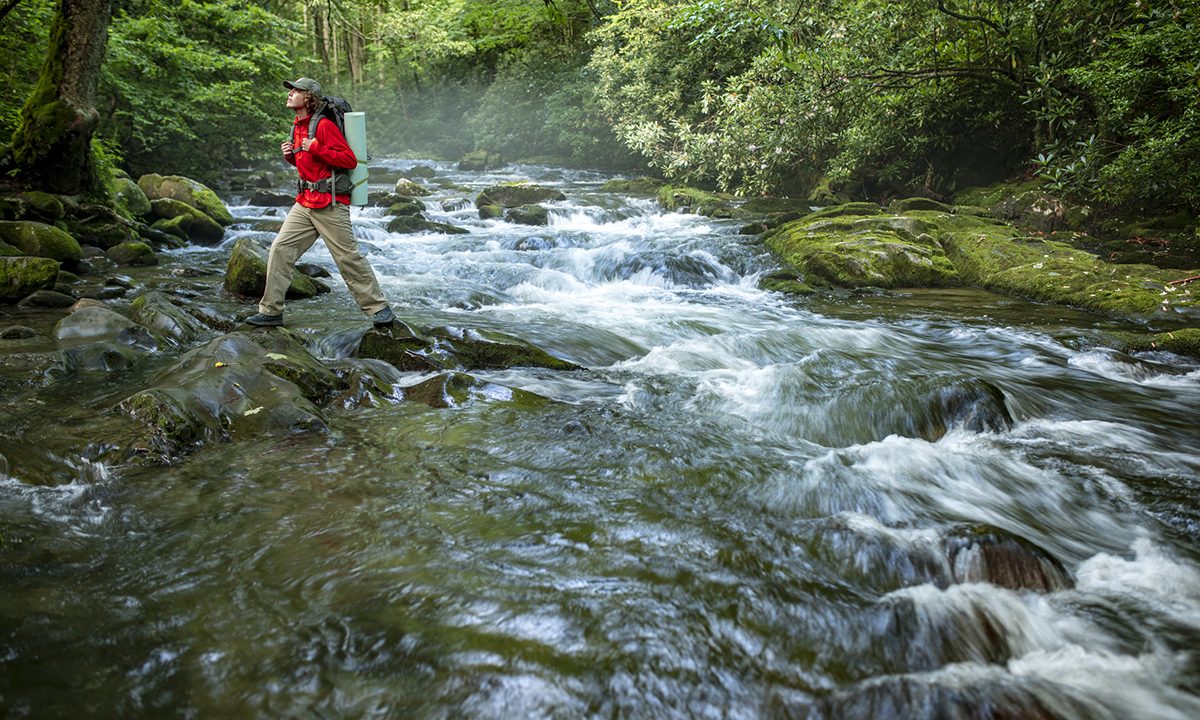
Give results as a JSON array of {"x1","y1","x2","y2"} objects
[{"x1": 1, "y1": 0, "x2": 1196, "y2": 213}]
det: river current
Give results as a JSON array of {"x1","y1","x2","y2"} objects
[{"x1": 2, "y1": 161, "x2": 1199, "y2": 718}]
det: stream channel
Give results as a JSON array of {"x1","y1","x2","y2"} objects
[{"x1": 2, "y1": 161, "x2": 1200, "y2": 718}]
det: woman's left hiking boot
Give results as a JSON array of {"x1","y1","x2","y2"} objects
[
  {"x1": 246, "y1": 313, "x2": 284, "y2": 327},
  {"x1": 372, "y1": 306, "x2": 395, "y2": 326}
]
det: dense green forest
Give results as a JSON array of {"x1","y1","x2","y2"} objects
[{"x1": 2, "y1": 0, "x2": 1197, "y2": 214}]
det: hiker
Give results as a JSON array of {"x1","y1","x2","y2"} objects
[{"x1": 246, "y1": 77, "x2": 394, "y2": 327}]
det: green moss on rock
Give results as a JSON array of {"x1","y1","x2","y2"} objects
[
  {"x1": 0, "y1": 220, "x2": 81, "y2": 264},
  {"x1": 0, "y1": 256, "x2": 60, "y2": 301},
  {"x1": 107, "y1": 241, "x2": 158, "y2": 267},
  {"x1": 599, "y1": 177, "x2": 665, "y2": 194},
  {"x1": 224, "y1": 236, "x2": 324, "y2": 299},
  {"x1": 656, "y1": 185, "x2": 733, "y2": 216},
  {"x1": 137, "y1": 173, "x2": 233, "y2": 225},
  {"x1": 475, "y1": 183, "x2": 566, "y2": 209},
  {"x1": 385, "y1": 216, "x2": 469, "y2": 235},
  {"x1": 1111, "y1": 328, "x2": 1200, "y2": 358},
  {"x1": 108, "y1": 177, "x2": 151, "y2": 218},
  {"x1": 149, "y1": 198, "x2": 224, "y2": 244}
]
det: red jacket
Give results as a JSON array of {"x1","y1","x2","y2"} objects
[{"x1": 286, "y1": 114, "x2": 358, "y2": 208}]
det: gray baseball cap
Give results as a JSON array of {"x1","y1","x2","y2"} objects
[{"x1": 283, "y1": 77, "x2": 322, "y2": 95}]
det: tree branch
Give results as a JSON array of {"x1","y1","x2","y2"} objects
[
  {"x1": 934, "y1": 0, "x2": 1006, "y2": 35},
  {"x1": 855, "y1": 64, "x2": 1018, "y2": 86},
  {"x1": 0, "y1": 0, "x2": 23, "y2": 25}
]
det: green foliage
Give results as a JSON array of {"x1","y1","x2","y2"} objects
[
  {"x1": 99, "y1": 0, "x2": 296, "y2": 180},
  {"x1": 0, "y1": 0, "x2": 55, "y2": 142}
]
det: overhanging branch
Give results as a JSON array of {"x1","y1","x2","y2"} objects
[{"x1": 934, "y1": 0, "x2": 1006, "y2": 35}]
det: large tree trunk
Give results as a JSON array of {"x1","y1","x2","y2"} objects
[{"x1": 5, "y1": 0, "x2": 113, "y2": 196}]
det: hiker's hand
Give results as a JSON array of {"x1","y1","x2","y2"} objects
[
  {"x1": 281, "y1": 141, "x2": 294, "y2": 155},
  {"x1": 301, "y1": 137, "x2": 317, "y2": 151}
]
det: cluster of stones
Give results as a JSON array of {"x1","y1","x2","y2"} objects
[{"x1": 0, "y1": 173, "x2": 232, "y2": 308}]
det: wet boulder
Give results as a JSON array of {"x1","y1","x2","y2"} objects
[
  {"x1": 54, "y1": 306, "x2": 157, "y2": 351},
  {"x1": 385, "y1": 216, "x2": 469, "y2": 235},
  {"x1": 129, "y1": 291, "x2": 221, "y2": 344},
  {"x1": 0, "y1": 240, "x2": 21, "y2": 257},
  {"x1": 0, "y1": 257, "x2": 60, "y2": 302},
  {"x1": 118, "y1": 332, "x2": 330, "y2": 461},
  {"x1": 942, "y1": 524, "x2": 1072, "y2": 592},
  {"x1": 0, "y1": 221, "x2": 81, "y2": 265},
  {"x1": 915, "y1": 378, "x2": 1012, "y2": 441},
  {"x1": 14, "y1": 191, "x2": 65, "y2": 223},
  {"x1": 106, "y1": 241, "x2": 159, "y2": 267},
  {"x1": 393, "y1": 178, "x2": 432, "y2": 197},
  {"x1": 0, "y1": 326, "x2": 37, "y2": 340},
  {"x1": 223, "y1": 236, "x2": 329, "y2": 299},
  {"x1": 401, "y1": 372, "x2": 549, "y2": 409},
  {"x1": 137, "y1": 173, "x2": 233, "y2": 225},
  {"x1": 354, "y1": 321, "x2": 439, "y2": 372},
  {"x1": 60, "y1": 342, "x2": 145, "y2": 373},
  {"x1": 475, "y1": 183, "x2": 565, "y2": 209},
  {"x1": 478, "y1": 204, "x2": 504, "y2": 221},
  {"x1": 386, "y1": 199, "x2": 425, "y2": 217},
  {"x1": 249, "y1": 190, "x2": 296, "y2": 207},
  {"x1": 150, "y1": 198, "x2": 225, "y2": 245},
  {"x1": 505, "y1": 205, "x2": 549, "y2": 226}
]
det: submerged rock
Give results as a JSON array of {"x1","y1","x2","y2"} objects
[
  {"x1": 401, "y1": 372, "x2": 549, "y2": 409},
  {"x1": 355, "y1": 322, "x2": 580, "y2": 372},
  {"x1": 942, "y1": 524, "x2": 1072, "y2": 592},
  {"x1": 130, "y1": 291, "x2": 226, "y2": 344},
  {"x1": 54, "y1": 306, "x2": 157, "y2": 351},
  {"x1": 915, "y1": 379, "x2": 1012, "y2": 441},
  {"x1": 0, "y1": 325, "x2": 37, "y2": 340}
]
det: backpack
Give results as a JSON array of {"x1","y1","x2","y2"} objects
[{"x1": 294, "y1": 96, "x2": 355, "y2": 198}]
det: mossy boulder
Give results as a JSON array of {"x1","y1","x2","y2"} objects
[
  {"x1": 889, "y1": 197, "x2": 954, "y2": 214},
  {"x1": 1110, "y1": 327, "x2": 1200, "y2": 358},
  {"x1": 385, "y1": 216, "x2": 469, "y2": 235},
  {"x1": 475, "y1": 183, "x2": 565, "y2": 209},
  {"x1": 937, "y1": 220, "x2": 1200, "y2": 324},
  {"x1": 0, "y1": 257, "x2": 60, "y2": 302},
  {"x1": 408, "y1": 165, "x2": 437, "y2": 179},
  {"x1": 137, "y1": 173, "x2": 233, "y2": 226},
  {"x1": 599, "y1": 177, "x2": 665, "y2": 194},
  {"x1": 223, "y1": 236, "x2": 327, "y2": 299},
  {"x1": 386, "y1": 199, "x2": 425, "y2": 217},
  {"x1": 505, "y1": 205, "x2": 549, "y2": 226},
  {"x1": 765, "y1": 210, "x2": 960, "y2": 289},
  {"x1": 478, "y1": 204, "x2": 504, "y2": 221},
  {"x1": 458, "y1": 150, "x2": 503, "y2": 171},
  {"x1": 0, "y1": 220, "x2": 82, "y2": 264},
  {"x1": 150, "y1": 198, "x2": 225, "y2": 245},
  {"x1": 109, "y1": 176, "x2": 152, "y2": 218},
  {"x1": 107, "y1": 241, "x2": 158, "y2": 267},
  {"x1": 656, "y1": 185, "x2": 734, "y2": 217},
  {"x1": 393, "y1": 178, "x2": 432, "y2": 197},
  {"x1": 953, "y1": 180, "x2": 1090, "y2": 233},
  {"x1": 15, "y1": 191, "x2": 65, "y2": 222},
  {"x1": 66, "y1": 218, "x2": 137, "y2": 250},
  {"x1": 0, "y1": 240, "x2": 22, "y2": 257},
  {"x1": 740, "y1": 196, "x2": 809, "y2": 214}
]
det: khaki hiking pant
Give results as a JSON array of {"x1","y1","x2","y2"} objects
[{"x1": 259, "y1": 202, "x2": 388, "y2": 317}]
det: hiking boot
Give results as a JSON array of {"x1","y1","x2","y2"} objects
[
  {"x1": 372, "y1": 306, "x2": 395, "y2": 326},
  {"x1": 245, "y1": 312, "x2": 284, "y2": 327}
]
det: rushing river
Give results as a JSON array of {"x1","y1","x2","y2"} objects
[{"x1": 2, "y1": 161, "x2": 1200, "y2": 718}]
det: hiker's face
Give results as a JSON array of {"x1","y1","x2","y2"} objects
[{"x1": 286, "y1": 88, "x2": 307, "y2": 111}]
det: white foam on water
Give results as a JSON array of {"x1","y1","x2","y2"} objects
[{"x1": 1069, "y1": 348, "x2": 1200, "y2": 388}]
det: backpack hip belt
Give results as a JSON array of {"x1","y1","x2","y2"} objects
[{"x1": 298, "y1": 175, "x2": 353, "y2": 194}]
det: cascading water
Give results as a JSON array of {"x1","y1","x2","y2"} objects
[{"x1": 1, "y1": 160, "x2": 1198, "y2": 718}]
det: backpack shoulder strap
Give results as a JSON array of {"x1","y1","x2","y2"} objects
[{"x1": 308, "y1": 100, "x2": 326, "y2": 140}]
